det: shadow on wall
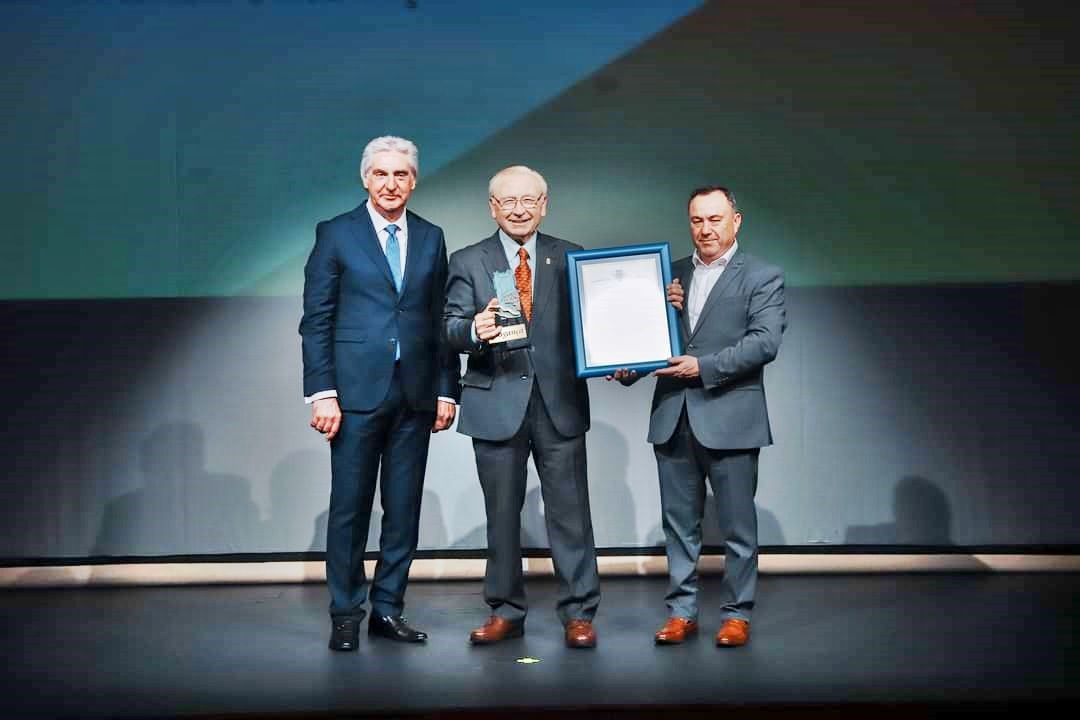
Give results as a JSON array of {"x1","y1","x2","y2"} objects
[
  {"x1": 308, "y1": 511, "x2": 328, "y2": 554},
  {"x1": 91, "y1": 422, "x2": 258, "y2": 557},
  {"x1": 844, "y1": 475, "x2": 988, "y2": 569},
  {"x1": 264, "y1": 447, "x2": 328, "y2": 583},
  {"x1": 845, "y1": 475, "x2": 954, "y2": 545},
  {"x1": 452, "y1": 519, "x2": 486, "y2": 551},
  {"x1": 586, "y1": 421, "x2": 637, "y2": 547},
  {"x1": 268, "y1": 448, "x2": 328, "y2": 552}
]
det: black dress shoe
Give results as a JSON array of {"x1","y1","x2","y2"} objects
[
  {"x1": 329, "y1": 618, "x2": 360, "y2": 651},
  {"x1": 368, "y1": 614, "x2": 428, "y2": 643}
]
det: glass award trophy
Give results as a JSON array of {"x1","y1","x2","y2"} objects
[{"x1": 490, "y1": 270, "x2": 529, "y2": 348}]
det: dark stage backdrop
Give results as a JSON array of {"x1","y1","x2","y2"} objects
[{"x1": 2, "y1": 0, "x2": 1078, "y2": 559}]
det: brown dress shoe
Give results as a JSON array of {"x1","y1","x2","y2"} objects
[
  {"x1": 715, "y1": 618, "x2": 750, "y2": 647},
  {"x1": 654, "y1": 617, "x2": 698, "y2": 645},
  {"x1": 469, "y1": 616, "x2": 524, "y2": 645},
  {"x1": 565, "y1": 619, "x2": 597, "y2": 649}
]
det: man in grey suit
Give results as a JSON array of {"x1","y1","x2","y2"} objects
[
  {"x1": 613, "y1": 186, "x2": 785, "y2": 647},
  {"x1": 444, "y1": 165, "x2": 600, "y2": 649}
]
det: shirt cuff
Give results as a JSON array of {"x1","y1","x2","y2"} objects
[
  {"x1": 437, "y1": 396, "x2": 457, "y2": 405},
  {"x1": 305, "y1": 389, "x2": 338, "y2": 404}
]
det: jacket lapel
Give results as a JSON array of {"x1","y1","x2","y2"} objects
[
  {"x1": 348, "y1": 203, "x2": 396, "y2": 293},
  {"x1": 531, "y1": 233, "x2": 556, "y2": 326},
  {"x1": 479, "y1": 232, "x2": 509, "y2": 298},
  {"x1": 676, "y1": 257, "x2": 694, "y2": 340},
  {"x1": 688, "y1": 250, "x2": 744, "y2": 341},
  {"x1": 399, "y1": 210, "x2": 422, "y2": 297}
]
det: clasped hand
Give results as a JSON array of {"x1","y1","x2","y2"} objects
[{"x1": 473, "y1": 297, "x2": 501, "y2": 342}]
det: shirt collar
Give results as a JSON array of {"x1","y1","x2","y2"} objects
[
  {"x1": 692, "y1": 240, "x2": 738, "y2": 269},
  {"x1": 498, "y1": 229, "x2": 537, "y2": 260},
  {"x1": 366, "y1": 200, "x2": 407, "y2": 235}
]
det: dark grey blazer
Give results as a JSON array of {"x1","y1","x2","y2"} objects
[
  {"x1": 648, "y1": 249, "x2": 786, "y2": 449},
  {"x1": 444, "y1": 232, "x2": 590, "y2": 442}
]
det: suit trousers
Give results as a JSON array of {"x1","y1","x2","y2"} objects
[
  {"x1": 327, "y1": 366, "x2": 434, "y2": 619},
  {"x1": 654, "y1": 410, "x2": 759, "y2": 622},
  {"x1": 472, "y1": 384, "x2": 600, "y2": 625}
]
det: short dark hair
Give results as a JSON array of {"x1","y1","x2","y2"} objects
[{"x1": 688, "y1": 186, "x2": 737, "y2": 212}]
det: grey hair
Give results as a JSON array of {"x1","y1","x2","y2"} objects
[
  {"x1": 360, "y1": 136, "x2": 419, "y2": 179},
  {"x1": 488, "y1": 165, "x2": 548, "y2": 197}
]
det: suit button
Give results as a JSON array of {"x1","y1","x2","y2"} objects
[
  {"x1": 520, "y1": 375, "x2": 528, "y2": 381},
  {"x1": 688, "y1": 343, "x2": 695, "y2": 349}
]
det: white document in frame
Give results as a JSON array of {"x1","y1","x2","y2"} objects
[{"x1": 579, "y1": 255, "x2": 672, "y2": 367}]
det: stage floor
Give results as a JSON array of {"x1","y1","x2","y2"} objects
[{"x1": 3, "y1": 573, "x2": 1079, "y2": 718}]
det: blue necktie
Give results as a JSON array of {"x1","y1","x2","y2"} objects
[
  {"x1": 385, "y1": 224, "x2": 402, "y2": 361},
  {"x1": 385, "y1": 223, "x2": 403, "y2": 291}
]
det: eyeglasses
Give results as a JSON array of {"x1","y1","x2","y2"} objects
[{"x1": 491, "y1": 194, "x2": 544, "y2": 212}]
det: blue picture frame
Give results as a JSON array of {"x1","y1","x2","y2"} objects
[{"x1": 566, "y1": 242, "x2": 682, "y2": 379}]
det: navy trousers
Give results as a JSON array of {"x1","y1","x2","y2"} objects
[{"x1": 326, "y1": 368, "x2": 434, "y2": 619}]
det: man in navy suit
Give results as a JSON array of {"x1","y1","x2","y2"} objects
[{"x1": 299, "y1": 136, "x2": 460, "y2": 651}]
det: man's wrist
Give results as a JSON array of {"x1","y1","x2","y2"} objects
[
  {"x1": 470, "y1": 321, "x2": 489, "y2": 350},
  {"x1": 305, "y1": 389, "x2": 338, "y2": 404}
]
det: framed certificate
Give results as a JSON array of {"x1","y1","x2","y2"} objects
[{"x1": 566, "y1": 243, "x2": 681, "y2": 378}]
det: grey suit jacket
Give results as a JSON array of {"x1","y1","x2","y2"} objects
[
  {"x1": 648, "y1": 249, "x2": 786, "y2": 449},
  {"x1": 444, "y1": 232, "x2": 590, "y2": 442}
]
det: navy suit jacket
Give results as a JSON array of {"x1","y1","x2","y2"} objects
[{"x1": 299, "y1": 203, "x2": 460, "y2": 412}]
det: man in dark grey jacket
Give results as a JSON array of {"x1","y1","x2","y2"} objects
[
  {"x1": 613, "y1": 186, "x2": 785, "y2": 648},
  {"x1": 444, "y1": 166, "x2": 600, "y2": 649}
]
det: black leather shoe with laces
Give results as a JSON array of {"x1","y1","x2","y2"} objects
[
  {"x1": 329, "y1": 618, "x2": 360, "y2": 651},
  {"x1": 368, "y1": 614, "x2": 428, "y2": 643}
]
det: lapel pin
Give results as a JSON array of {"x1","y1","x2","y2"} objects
[{"x1": 546, "y1": 258, "x2": 551, "y2": 265}]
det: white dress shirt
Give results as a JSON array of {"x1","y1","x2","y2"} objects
[
  {"x1": 367, "y1": 200, "x2": 408, "y2": 276},
  {"x1": 687, "y1": 241, "x2": 739, "y2": 332}
]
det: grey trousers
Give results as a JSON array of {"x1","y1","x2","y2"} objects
[
  {"x1": 472, "y1": 387, "x2": 600, "y2": 625},
  {"x1": 654, "y1": 413, "x2": 760, "y2": 622}
]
